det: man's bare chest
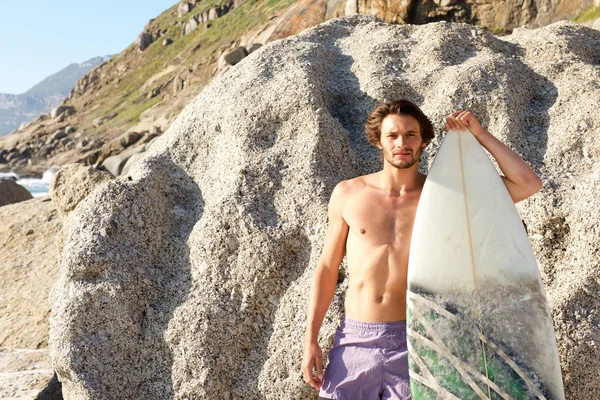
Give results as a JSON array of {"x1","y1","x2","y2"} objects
[{"x1": 343, "y1": 196, "x2": 419, "y2": 247}]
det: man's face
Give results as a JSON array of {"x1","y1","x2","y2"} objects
[{"x1": 379, "y1": 114, "x2": 426, "y2": 169}]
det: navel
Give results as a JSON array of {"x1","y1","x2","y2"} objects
[
  {"x1": 360, "y1": 228, "x2": 366, "y2": 234},
  {"x1": 376, "y1": 295, "x2": 384, "y2": 303}
]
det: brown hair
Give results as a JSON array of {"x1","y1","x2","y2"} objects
[{"x1": 365, "y1": 99, "x2": 434, "y2": 148}]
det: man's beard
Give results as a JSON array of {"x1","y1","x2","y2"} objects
[{"x1": 384, "y1": 146, "x2": 422, "y2": 169}]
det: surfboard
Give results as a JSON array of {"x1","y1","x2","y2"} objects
[{"x1": 406, "y1": 128, "x2": 565, "y2": 400}]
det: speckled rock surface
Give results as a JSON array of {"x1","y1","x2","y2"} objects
[
  {"x1": 49, "y1": 164, "x2": 113, "y2": 217},
  {"x1": 50, "y1": 15, "x2": 600, "y2": 399},
  {"x1": 0, "y1": 349, "x2": 56, "y2": 399},
  {"x1": 0, "y1": 197, "x2": 61, "y2": 350}
]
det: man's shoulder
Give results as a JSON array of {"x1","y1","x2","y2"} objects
[{"x1": 334, "y1": 174, "x2": 373, "y2": 194}]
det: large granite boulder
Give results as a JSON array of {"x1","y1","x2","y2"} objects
[{"x1": 50, "y1": 15, "x2": 600, "y2": 399}]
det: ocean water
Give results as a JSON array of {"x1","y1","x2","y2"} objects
[{"x1": 0, "y1": 169, "x2": 56, "y2": 198}]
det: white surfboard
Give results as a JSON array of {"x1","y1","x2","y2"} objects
[{"x1": 406, "y1": 128, "x2": 565, "y2": 400}]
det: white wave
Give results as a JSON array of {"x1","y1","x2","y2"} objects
[{"x1": 2, "y1": 168, "x2": 57, "y2": 197}]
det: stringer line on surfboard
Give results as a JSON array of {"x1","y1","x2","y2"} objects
[
  {"x1": 408, "y1": 327, "x2": 510, "y2": 400},
  {"x1": 456, "y1": 129, "x2": 493, "y2": 399},
  {"x1": 409, "y1": 300, "x2": 492, "y2": 399},
  {"x1": 407, "y1": 291, "x2": 547, "y2": 399}
]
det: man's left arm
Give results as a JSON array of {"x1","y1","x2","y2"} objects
[{"x1": 445, "y1": 111, "x2": 543, "y2": 203}]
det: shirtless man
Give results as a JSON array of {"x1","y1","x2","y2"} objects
[{"x1": 301, "y1": 99, "x2": 543, "y2": 400}]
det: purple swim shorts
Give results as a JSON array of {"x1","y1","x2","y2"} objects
[{"x1": 318, "y1": 317, "x2": 411, "y2": 400}]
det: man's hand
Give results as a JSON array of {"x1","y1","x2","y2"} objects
[
  {"x1": 444, "y1": 110, "x2": 543, "y2": 202},
  {"x1": 444, "y1": 110, "x2": 486, "y2": 137},
  {"x1": 302, "y1": 342, "x2": 324, "y2": 390}
]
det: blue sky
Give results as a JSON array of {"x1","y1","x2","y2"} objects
[{"x1": 0, "y1": 1, "x2": 177, "y2": 94}]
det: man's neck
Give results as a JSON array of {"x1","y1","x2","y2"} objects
[{"x1": 377, "y1": 163, "x2": 423, "y2": 196}]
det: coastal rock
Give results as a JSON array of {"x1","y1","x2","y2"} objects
[
  {"x1": 50, "y1": 16, "x2": 600, "y2": 399},
  {"x1": 48, "y1": 129, "x2": 66, "y2": 143},
  {"x1": 0, "y1": 179, "x2": 33, "y2": 207},
  {"x1": 0, "y1": 197, "x2": 62, "y2": 349},
  {"x1": 582, "y1": 16, "x2": 600, "y2": 30},
  {"x1": 49, "y1": 164, "x2": 113, "y2": 218},
  {"x1": 49, "y1": 105, "x2": 74, "y2": 119},
  {"x1": 92, "y1": 117, "x2": 106, "y2": 128},
  {"x1": 94, "y1": 131, "x2": 143, "y2": 166},
  {"x1": 178, "y1": 2, "x2": 192, "y2": 18},
  {"x1": 359, "y1": 0, "x2": 595, "y2": 29},
  {"x1": 208, "y1": 7, "x2": 220, "y2": 20},
  {"x1": 224, "y1": 46, "x2": 249, "y2": 65},
  {"x1": 121, "y1": 152, "x2": 146, "y2": 177},
  {"x1": 248, "y1": 43, "x2": 263, "y2": 53},
  {"x1": 120, "y1": 131, "x2": 142, "y2": 148},
  {"x1": 184, "y1": 16, "x2": 200, "y2": 35},
  {"x1": 0, "y1": 349, "x2": 58, "y2": 399},
  {"x1": 100, "y1": 143, "x2": 147, "y2": 176}
]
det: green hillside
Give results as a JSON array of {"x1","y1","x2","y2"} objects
[{"x1": 87, "y1": 0, "x2": 294, "y2": 132}]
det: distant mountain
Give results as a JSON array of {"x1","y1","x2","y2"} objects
[{"x1": 0, "y1": 56, "x2": 112, "y2": 137}]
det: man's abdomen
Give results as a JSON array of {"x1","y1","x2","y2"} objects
[{"x1": 343, "y1": 268, "x2": 408, "y2": 322}]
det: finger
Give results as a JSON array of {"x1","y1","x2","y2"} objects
[
  {"x1": 304, "y1": 373, "x2": 318, "y2": 390},
  {"x1": 314, "y1": 377, "x2": 323, "y2": 390},
  {"x1": 450, "y1": 116, "x2": 459, "y2": 129},
  {"x1": 452, "y1": 116, "x2": 466, "y2": 130},
  {"x1": 316, "y1": 356, "x2": 324, "y2": 380},
  {"x1": 458, "y1": 111, "x2": 470, "y2": 124},
  {"x1": 446, "y1": 117, "x2": 455, "y2": 130},
  {"x1": 302, "y1": 366, "x2": 316, "y2": 389},
  {"x1": 451, "y1": 110, "x2": 462, "y2": 117}
]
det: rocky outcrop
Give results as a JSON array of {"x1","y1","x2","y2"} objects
[
  {"x1": 100, "y1": 142, "x2": 148, "y2": 176},
  {"x1": 183, "y1": 15, "x2": 200, "y2": 35},
  {"x1": 0, "y1": 179, "x2": 33, "y2": 206},
  {"x1": 50, "y1": 15, "x2": 600, "y2": 399},
  {"x1": 182, "y1": 0, "x2": 236, "y2": 35},
  {"x1": 582, "y1": 15, "x2": 600, "y2": 29},
  {"x1": 224, "y1": 46, "x2": 249, "y2": 65},
  {"x1": 50, "y1": 105, "x2": 75, "y2": 120},
  {"x1": 178, "y1": 1, "x2": 194, "y2": 18},
  {"x1": 49, "y1": 164, "x2": 113, "y2": 218},
  {"x1": 137, "y1": 19, "x2": 162, "y2": 51},
  {"x1": 0, "y1": 349, "x2": 59, "y2": 399},
  {"x1": 359, "y1": 0, "x2": 595, "y2": 30},
  {"x1": 0, "y1": 197, "x2": 62, "y2": 349}
]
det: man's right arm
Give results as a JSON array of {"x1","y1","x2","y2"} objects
[{"x1": 302, "y1": 180, "x2": 350, "y2": 390}]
